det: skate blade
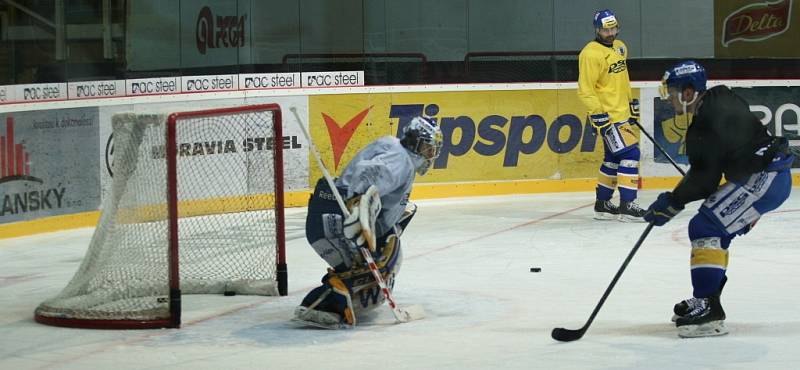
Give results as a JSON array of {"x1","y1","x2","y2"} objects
[
  {"x1": 617, "y1": 215, "x2": 647, "y2": 223},
  {"x1": 398, "y1": 304, "x2": 426, "y2": 322},
  {"x1": 594, "y1": 212, "x2": 619, "y2": 220},
  {"x1": 678, "y1": 320, "x2": 729, "y2": 338},
  {"x1": 290, "y1": 317, "x2": 352, "y2": 330}
]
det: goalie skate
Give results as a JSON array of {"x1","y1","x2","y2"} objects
[{"x1": 291, "y1": 306, "x2": 353, "y2": 330}]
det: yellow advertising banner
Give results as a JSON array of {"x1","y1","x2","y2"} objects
[
  {"x1": 308, "y1": 89, "x2": 639, "y2": 184},
  {"x1": 715, "y1": 0, "x2": 799, "y2": 57}
]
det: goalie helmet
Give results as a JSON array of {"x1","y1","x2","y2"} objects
[
  {"x1": 660, "y1": 60, "x2": 707, "y2": 100},
  {"x1": 400, "y1": 116, "x2": 443, "y2": 175}
]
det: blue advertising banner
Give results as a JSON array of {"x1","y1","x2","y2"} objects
[{"x1": 652, "y1": 86, "x2": 799, "y2": 168}]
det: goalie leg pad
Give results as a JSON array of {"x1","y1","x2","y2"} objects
[
  {"x1": 308, "y1": 217, "x2": 358, "y2": 271},
  {"x1": 299, "y1": 228, "x2": 403, "y2": 328},
  {"x1": 292, "y1": 306, "x2": 348, "y2": 330},
  {"x1": 306, "y1": 178, "x2": 359, "y2": 271},
  {"x1": 297, "y1": 270, "x2": 356, "y2": 327},
  {"x1": 337, "y1": 233, "x2": 403, "y2": 315},
  {"x1": 354, "y1": 235, "x2": 403, "y2": 314}
]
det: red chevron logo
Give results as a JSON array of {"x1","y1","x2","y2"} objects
[{"x1": 320, "y1": 106, "x2": 373, "y2": 170}]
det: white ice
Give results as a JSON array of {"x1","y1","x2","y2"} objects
[{"x1": 2, "y1": 189, "x2": 800, "y2": 370}]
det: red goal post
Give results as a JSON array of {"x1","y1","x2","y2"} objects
[{"x1": 35, "y1": 104, "x2": 287, "y2": 329}]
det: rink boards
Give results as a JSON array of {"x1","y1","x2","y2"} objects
[{"x1": 1, "y1": 79, "x2": 799, "y2": 237}]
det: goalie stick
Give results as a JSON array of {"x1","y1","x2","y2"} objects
[
  {"x1": 552, "y1": 223, "x2": 654, "y2": 342},
  {"x1": 289, "y1": 107, "x2": 425, "y2": 324}
]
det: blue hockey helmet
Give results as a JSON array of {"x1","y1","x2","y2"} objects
[
  {"x1": 660, "y1": 60, "x2": 707, "y2": 99},
  {"x1": 593, "y1": 9, "x2": 618, "y2": 30},
  {"x1": 400, "y1": 116, "x2": 443, "y2": 175}
]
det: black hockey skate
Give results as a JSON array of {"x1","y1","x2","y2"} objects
[
  {"x1": 672, "y1": 298, "x2": 697, "y2": 322},
  {"x1": 593, "y1": 200, "x2": 619, "y2": 220},
  {"x1": 673, "y1": 277, "x2": 728, "y2": 322},
  {"x1": 618, "y1": 200, "x2": 647, "y2": 222},
  {"x1": 675, "y1": 294, "x2": 728, "y2": 338}
]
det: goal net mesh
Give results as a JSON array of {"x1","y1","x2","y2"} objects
[{"x1": 35, "y1": 106, "x2": 285, "y2": 327}]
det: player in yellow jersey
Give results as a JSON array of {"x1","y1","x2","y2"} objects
[{"x1": 578, "y1": 9, "x2": 645, "y2": 222}]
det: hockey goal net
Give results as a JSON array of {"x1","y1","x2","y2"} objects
[{"x1": 35, "y1": 104, "x2": 287, "y2": 329}]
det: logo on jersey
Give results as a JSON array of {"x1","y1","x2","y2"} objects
[
  {"x1": 720, "y1": 192, "x2": 749, "y2": 217},
  {"x1": 608, "y1": 59, "x2": 627, "y2": 74},
  {"x1": 321, "y1": 106, "x2": 373, "y2": 170},
  {"x1": 721, "y1": 0, "x2": 792, "y2": 47}
]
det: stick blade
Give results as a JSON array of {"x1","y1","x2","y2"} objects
[
  {"x1": 397, "y1": 304, "x2": 426, "y2": 323},
  {"x1": 551, "y1": 327, "x2": 585, "y2": 342}
]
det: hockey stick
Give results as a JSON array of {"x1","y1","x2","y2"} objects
[
  {"x1": 289, "y1": 107, "x2": 424, "y2": 324},
  {"x1": 631, "y1": 120, "x2": 686, "y2": 176},
  {"x1": 552, "y1": 222, "x2": 654, "y2": 342}
]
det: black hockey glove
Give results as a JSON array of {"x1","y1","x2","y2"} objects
[
  {"x1": 589, "y1": 112, "x2": 611, "y2": 129},
  {"x1": 644, "y1": 192, "x2": 684, "y2": 226}
]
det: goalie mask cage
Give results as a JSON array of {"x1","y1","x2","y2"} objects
[{"x1": 34, "y1": 104, "x2": 287, "y2": 329}]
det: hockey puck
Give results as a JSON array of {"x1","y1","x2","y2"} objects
[
  {"x1": 530, "y1": 267, "x2": 542, "y2": 273},
  {"x1": 223, "y1": 291, "x2": 236, "y2": 296}
]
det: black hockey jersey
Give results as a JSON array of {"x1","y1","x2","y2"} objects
[{"x1": 672, "y1": 85, "x2": 783, "y2": 206}]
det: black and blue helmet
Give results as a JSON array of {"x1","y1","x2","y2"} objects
[
  {"x1": 593, "y1": 9, "x2": 618, "y2": 29},
  {"x1": 660, "y1": 60, "x2": 707, "y2": 99}
]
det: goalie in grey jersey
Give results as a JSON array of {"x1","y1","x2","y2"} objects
[{"x1": 294, "y1": 116, "x2": 442, "y2": 328}]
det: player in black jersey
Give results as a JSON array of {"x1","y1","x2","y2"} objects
[{"x1": 644, "y1": 61, "x2": 794, "y2": 338}]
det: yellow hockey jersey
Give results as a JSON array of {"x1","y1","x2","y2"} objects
[{"x1": 577, "y1": 39, "x2": 633, "y2": 124}]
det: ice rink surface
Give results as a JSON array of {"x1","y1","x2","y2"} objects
[{"x1": 2, "y1": 189, "x2": 800, "y2": 370}]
